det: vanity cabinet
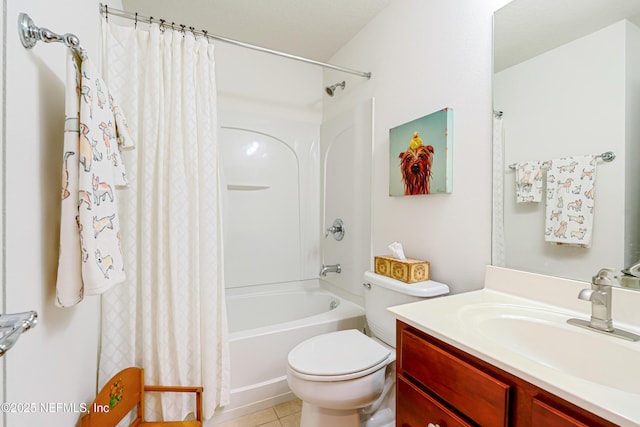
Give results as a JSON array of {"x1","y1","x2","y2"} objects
[{"x1": 396, "y1": 321, "x2": 617, "y2": 427}]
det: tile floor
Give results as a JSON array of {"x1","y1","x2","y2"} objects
[{"x1": 216, "y1": 399, "x2": 302, "y2": 427}]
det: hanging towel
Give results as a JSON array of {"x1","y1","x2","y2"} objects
[
  {"x1": 56, "y1": 49, "x2": 135, "y2": 307},
  {"x1": 515, "y1": 160, "x2": 544, "y2": 203},
  {"x1": 544, "y1": 155, "x2": 596, "y2": 247}
]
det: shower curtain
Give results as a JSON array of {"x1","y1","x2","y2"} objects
[{"x1": 98, "y1": 20, "x2": 230, "y2": 421}]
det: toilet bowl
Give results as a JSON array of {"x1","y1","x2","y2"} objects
[
  {"x1": 286, "y1": 271, "x2": 449, "y2": 427},
  {"x1": 287, "y1": 329, "x2": 392, "y2": 427}
]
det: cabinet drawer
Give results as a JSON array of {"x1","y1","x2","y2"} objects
[
  {"x1": 400, "y1": 329, "x2": 510, "y2": 427},
  {"x1": 397, "y1": 376, "x2": 473, "y2": 427},
  {"x1": 531, "y1": 398, "x2": 590, "y2": 427}
]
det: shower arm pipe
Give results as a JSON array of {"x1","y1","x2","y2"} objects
[{"x1": 99, "y1": 3, "x2": 372, "y2": 79}]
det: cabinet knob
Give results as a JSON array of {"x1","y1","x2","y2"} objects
[{"x1": 427, "y1": 424, "x2": 440, "y2": 427}]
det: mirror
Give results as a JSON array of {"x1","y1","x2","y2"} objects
[{"x1": 493, "y1": 0, "x2": 640, "y2": 285}]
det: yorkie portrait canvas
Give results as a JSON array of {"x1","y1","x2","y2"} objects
[{"x1": 389, "y1": 107, "x2": 453, "y2": 196}]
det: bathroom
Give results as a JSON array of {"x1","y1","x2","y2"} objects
[{"x1": 3, "y1": 0, "x2": 640, "y2": 426}]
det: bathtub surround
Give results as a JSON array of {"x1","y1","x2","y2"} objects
[
  {"x1": 319, "y1": 100, "x2": 374, "y2": 302},
  {"x1": 99, "y1": 20, "x2": 229, "y2": 421}
]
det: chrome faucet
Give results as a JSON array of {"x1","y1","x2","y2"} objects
[
  {"x1": 578, "y1": 268, "x2": 615, "y2": 332},
  {"x1": 320, "y1": 263, "x2": 341, "y2": 277},
  {"x1": 567, "y1": 268, "x2": 640, "y2": 341}
]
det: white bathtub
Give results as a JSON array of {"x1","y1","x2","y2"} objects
[{"x1": 210, "y1": 280, "x2": 365, "y2": 425}]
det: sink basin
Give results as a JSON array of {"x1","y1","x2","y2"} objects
[{"x1": 458, "y1": 303, "x2": 640, "y2": 394}]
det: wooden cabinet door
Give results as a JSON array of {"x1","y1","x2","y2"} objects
[
  {"x1": 531, "y1": 398, "x2": 592, "y2": 427},
  {"x1": 397, "y1": 377, "x2": 474, "y2": 427},
  {"x1": 400, "y1": 328, "x2": 510, "y2": 427}
]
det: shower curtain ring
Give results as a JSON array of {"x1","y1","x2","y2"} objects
[
  {"x1": 134, "y1": 12, "x2": 138, "y2": 29},
  {"x1": 159, "y1": 19, "x2": 166, "y2": 32}
]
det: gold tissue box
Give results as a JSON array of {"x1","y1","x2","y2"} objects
[{"x1": 374, "y1": 255, "x2": 430, "y2": 283}]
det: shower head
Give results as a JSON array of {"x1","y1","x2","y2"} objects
[{"x1": 325, "y1": 81, "x2": 346, "y2": 97}]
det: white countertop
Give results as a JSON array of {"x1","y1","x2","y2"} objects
[{"x1": 387, "y1": 266, "x2": 640, "y2": 427}]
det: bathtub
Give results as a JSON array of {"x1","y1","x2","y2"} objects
[{"x1": 210, "y1": 280, "x2": 365, "y2": 424}]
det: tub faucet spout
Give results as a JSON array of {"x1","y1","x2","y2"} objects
[{"x1": 320, "y1": 264, "x2": 341, "y2": 277}]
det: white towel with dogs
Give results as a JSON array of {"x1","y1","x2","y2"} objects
[
  {"x1": 56, "y1": 49, "x2": 135, "y2": 307},
  {"x1": 515, "y1": 160, "x2": 544, "y2": 203},
  {"x1": 544, "y1": 155, "x2": 596, "y2": 247}
]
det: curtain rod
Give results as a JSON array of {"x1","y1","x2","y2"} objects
[{"x1": 99, "y1": 3, "x2": 372, "y2": 79}]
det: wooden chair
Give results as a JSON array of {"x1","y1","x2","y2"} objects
[{"x1": 80, "y1": 367, "x2": 203, "y2": 427}]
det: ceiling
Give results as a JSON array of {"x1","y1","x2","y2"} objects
[
  {"x1": 120, "y1": 0, "x2": 392, "y2": 62},
  {"x1": 119, "y1": 1, "x2": 640, "y2": 74},
  {"x1": 495, "y1": 0, "x2": 640, "y2": 72}
]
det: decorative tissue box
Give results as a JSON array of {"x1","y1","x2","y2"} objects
[{"x1": 374, "y1": 255, "x2": 430, "y2": 283}]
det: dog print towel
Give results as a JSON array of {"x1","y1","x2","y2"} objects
[
  {"x1": 544, "y1": 155, "x2": 596, "y2": 247},
  {"x1": 515, "y1": 160, "x2": 544, "y2": 203},
  {"x1": 56, "y1": 49, "x2": 135, "y2": 307}
]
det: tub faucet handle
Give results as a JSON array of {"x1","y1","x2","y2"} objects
[{"x1": 325, "y1": 219, "x2": 345, "y2": 241}]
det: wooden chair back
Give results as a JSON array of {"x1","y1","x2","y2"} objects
[
  {"x1": 80, "y1": 367, "x2": 203, "y2": 427},
  {"x1": 81, "y1": 367, "x2": 144, "y2": 427}
]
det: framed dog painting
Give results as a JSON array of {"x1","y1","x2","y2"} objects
[{"x1": 389, "y1": 107, "x2": 453, "y2": 196}]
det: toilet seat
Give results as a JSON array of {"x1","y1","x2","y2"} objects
[{"x1": 288, "y1": 329, "x2": 391, "y2": 382}]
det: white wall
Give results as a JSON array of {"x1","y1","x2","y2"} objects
[
  {"x1": 495, "y1": 21, "x2": 636, "y2": 281},
  {"x1": 323, "y1": 0, "x2": 510, "y2": 295},
  {"x1": 216, "y1": 42, "x2": 323, "y2": 125},
  {"x1": 3, "y1": 1, "x2": 121, "y2": 426}
]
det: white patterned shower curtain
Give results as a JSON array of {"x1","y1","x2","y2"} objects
[{"x1": 98, "y1": 20, "x2": 230, "y2": 421}]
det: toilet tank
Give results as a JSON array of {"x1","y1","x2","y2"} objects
[{"x1": 363, "y1": 271, "x2": 449, "y2": 347}]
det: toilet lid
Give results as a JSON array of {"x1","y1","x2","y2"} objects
[{"x1": 288, "y1": 329, "x2": 390, "y2": 377}]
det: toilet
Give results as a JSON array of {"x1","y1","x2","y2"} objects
[{"x1": 287, "y1": 271, "x2": 449, "y2": 427}]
